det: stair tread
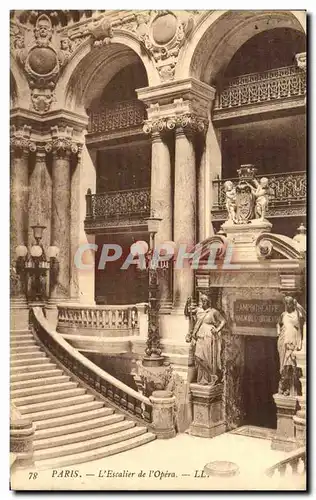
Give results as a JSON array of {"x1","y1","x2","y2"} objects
[
  {"x1": 11, "y1": 375, "x2": 71, "y2": 389},
  {"x1": 29, "y1": 401, "x2": 104, "y2": 422},
  {"x1": 11, "y1": 356, "x2": 49, "y2": 365},
  {"x1": 34, "y1": 425, "x2": 147, "y2": 459},
  {"x1": 11, "y1": 369, "x2": 64, "y2": 382},
  {"x1": 33, "y1": 406, "x2": 112, "y2": 429},
  {"x1": 34, "y1": 419, "x2": 134, "y2": 449},
  {"x1": 18, "y1": 393, "x2": 92, "y2": 412},
  {"x1": 35, "y1": 412, "x2": 122, "y2": 437},
  {"x1": 35, "y1": 432, "x2": 155, "y2": 468},
  {"x1": 13, "y1": 387, "x2": 84, "y2": 405},
  {"x1": 11, "y1": 381, "x2": 77, "y2": 397}
]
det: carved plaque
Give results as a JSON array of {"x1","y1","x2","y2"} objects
[{"x1": 234, "y1": 299, "x2": 284, "y2": 328}]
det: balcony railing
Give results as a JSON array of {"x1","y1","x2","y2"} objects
[
  {"x1": 212, "y1": 171, "x2": 306, "y2": 220},
  {"x1": 87, "y1": 99, "x2": 146, "y2": 134},
  {"x1": 85, "y1": 187, "x2": 150, "y2": 228},
  {"x1": 57, "y1": 304, "x2": 139, "y2": 337},
  {"x1": 214, "y1": 65, "x2": 306, "y2": 111}
]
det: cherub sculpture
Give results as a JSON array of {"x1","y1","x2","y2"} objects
[
  {"x1": 248, "y1": 177, "x2": 269, "y2": 221},
  {"x1": 224, "y1": 180, "x2": 237, "y2": 223}
]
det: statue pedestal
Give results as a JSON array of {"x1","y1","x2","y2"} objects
[
  {"x1": 149, "y1": 390, "x2": 176, "y2": 439},
  {"x1": 222, "y1": 219, "x2": 272, "y2": 262},
  {"x1": 189, "y1": 383, "x2": 226, "y2": 438},
  {"x1": 271, "y1": 394, "x2": 298, "y2": 451}
]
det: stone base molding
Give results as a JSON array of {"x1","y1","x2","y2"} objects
[
  {"x1": 10, "y1": 298, "x2": 29, "y2": 331},
  {"x1": 272, "y1": 394, "x2": 298, "y2": 451},
  {"x1": 189, "y1": 383, "x2": 226, "y2": 438},
  {"x1": 149, "y1": 390, "x2": 176, "y2": 439},
  {"x1": 10, "y1": 404, "x2": 35, "y2": 468}
]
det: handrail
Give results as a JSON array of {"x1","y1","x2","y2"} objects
[
  {"x1": 31, "y1": 307, "x2": 152, "y2": 423},
  {"x1": 265, "y1": 447, "x2": 306, "y2": 477}
]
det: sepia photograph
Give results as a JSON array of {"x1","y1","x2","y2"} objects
[{"x1": 9, "y1": 8, "x2": 307, "y2": 491}]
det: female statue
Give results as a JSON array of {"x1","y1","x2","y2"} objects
[
  {"x1": 185, "y1": 294, "x2": 226, "y2": 385},
  {"x1": 277, "y1": 296, "x2": 306, "y2": 396}
]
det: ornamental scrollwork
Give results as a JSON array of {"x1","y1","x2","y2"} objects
[
  {"x1": 10, "y1": 125, "x2": 36, "y2": 157},
  {"x1": 143, "y1": 113, "x2": 208, "y2": 136}
]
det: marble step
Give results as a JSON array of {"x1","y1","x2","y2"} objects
[
  {"x1": 33, "y1": 406, "x2": 113, "y2": 430},
  {"x1": 35, "y1": 411, "x2": 121, "y2": 438},
  {"x1": 11, "y1": 374, "x2": 69, "y2": 389},
  {"x1": 29, "y1": 400, "x2": 105, "y2": 423},
  {"x1": 34, "y1": 419, "x2": 135, "y2": 451},
  {"x1": 35, "y1": 432, "x2": 156, "y2": 469},
  {"x1": 11, "y1": 339, "x2": 37, "y2": 347},
  {"x1": 11, "y1": 355, "x2": 49, "y2": 367},
  {"x1": 11, "y1": 349, "x2": 44, "y2": 360},
  {"x1": 17, "y1": 393, "x2": 93, "y2": 414},
  {"x1": 10, "y1": 329, "x2": 31, "y2": 336},
  {"x1": 11, "y1": 345, "x2": 43, "y2": 354},
  {"x1": 13, "y1": 387, "x2": 84, "y2": 406},
  {"x1": 11, "y1": 380, "x2": 77, "y2": 398},
  {"x1": 11, "y1": 362, "x2": 57, "y2": 374},
  {"x1": 34, "y1": 425, "x2": 147, "y2": 461},
  {"x1": 10, "y1": 332, "x2": 34, "y2": 341}
]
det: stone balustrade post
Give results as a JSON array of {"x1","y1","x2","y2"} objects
[
  {"x1": 149, "y1": 390, "x2": 176, "y2": 439},
  {"x1": 10, "y1": 403, "x2": 35, "y2": 468}
]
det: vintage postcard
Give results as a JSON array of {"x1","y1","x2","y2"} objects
[{"x1": 10, "y1": 9, "x2": 306, "y2": 491}]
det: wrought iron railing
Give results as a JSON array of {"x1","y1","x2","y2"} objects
[
  {"x1": 265, "y1": 447, "x2": 306, "y2": 478},
  {"x1": 86, "y1": 187, "x2": 150, "y2": 220},
  {"x1": 57, "y1": 304, "x2": 139, "y2": 335},
  {"x1": 87, "y1": 99, "x2": 146, "y2": 134},
  {"x1": 212, "y1": 171, "x2": 306, "y2": 214},
  {"x1": 214, "y1": 65, "x2": 306, "y2": 111},
  {"x1": 31, "y1": 307, "x2": 152, "y2": 423}
]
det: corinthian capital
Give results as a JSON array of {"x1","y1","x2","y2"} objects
[
  {"x1": 143, "y1": 113, "x2": 208, "y2": 137},
  {"x1": 175, "y1": 113, "x2": 208, "y2": 134},
  {"x1": 46, "y1": 125, "x2": 80, "y2": 159},
  {"x1": 143, "y1": 117, "x2": 177, "y2": 136},
  {"x1": 10, "y1": 125, "x2": 36, "y2": 158}
]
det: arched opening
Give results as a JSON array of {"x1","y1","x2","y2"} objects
[
  {"x1": 188, "y1": 16, "x2": 306, "y2": 432},
  {"x1": 80, "y1": 53, "x2": 151, "y2": 306}
]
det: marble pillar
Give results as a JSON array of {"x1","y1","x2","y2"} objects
[
  {"x1": 150, "y1": 130, "x2": 173, "y2": 312},
  {"x1": 10, "y1": 133, "x2": 34, "y2": 328},
  {"x1": 149, "y1": 390, "x2": 176, "y2": 439},
  {"x1": 49, "y1": 139, "x2": 76, "y2": 304},
  {"x1": 173, "y1": 123, "x2": 196, "y2": 312}
]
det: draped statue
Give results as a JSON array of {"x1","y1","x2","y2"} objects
[
  {"x1": 277, "y1": 295, "x2": 306, "y2": 396},
  {"x1": 184, "y1": 294, "x2": 226, "y2": 385}
]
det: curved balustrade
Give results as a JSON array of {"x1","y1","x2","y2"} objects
[
  {"x1": 214, "y1": 65, "x2": 306, "y2": 111},
  {"x1": 265, "y1": 447, "x2": 306, "y2": 478},
  {"x1": 57, "y1": 304, "x2": 140, "y2": 337},
  {"x1": 31, "y1": 307, "x2": 153, "y2": 423}
]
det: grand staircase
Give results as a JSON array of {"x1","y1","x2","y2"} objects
[{"x1": 10, "y1": 328, "x2": 156, "y2": 470}]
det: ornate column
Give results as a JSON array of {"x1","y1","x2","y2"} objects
[
  {"x1": 173, "y1": 114, "x2": 207, "y2": 312},
  {"x1": 46, "y1": 130, "x2": 79, "y2": 304},
  {"x1": 143, "y1": 119, "x2": 173, "y2": 312},
  {"x1": 10, "y1": 126, "x2": 35, "y2": 310}
]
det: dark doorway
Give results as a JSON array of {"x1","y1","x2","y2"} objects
[{"x1": 243, "y1": 336, "x2": 279, "y2": 429}]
